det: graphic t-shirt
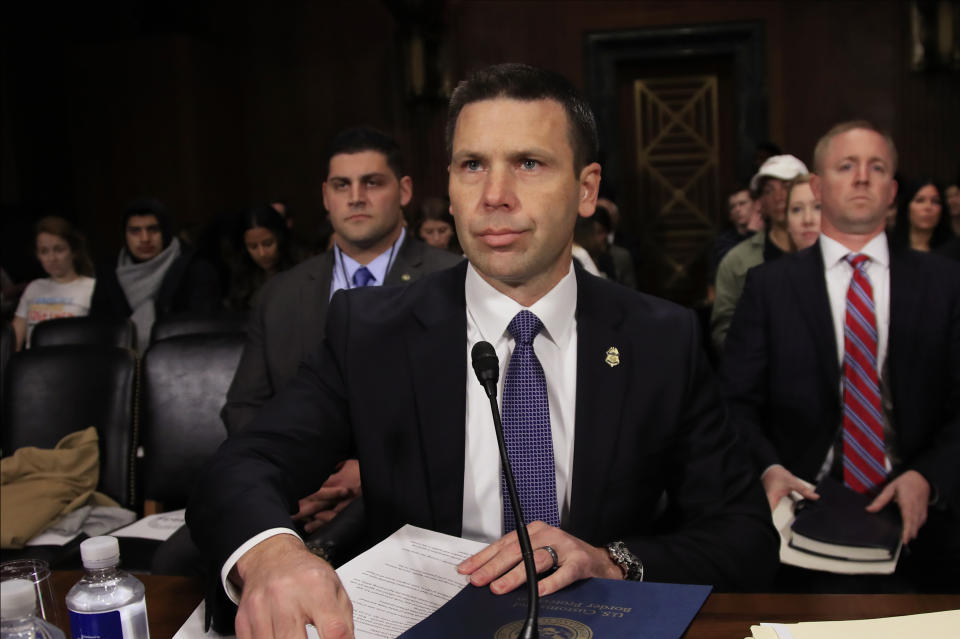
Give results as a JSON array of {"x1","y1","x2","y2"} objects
[{"x1": 14, "y1": 276, "x2": 96, "y2": 347}]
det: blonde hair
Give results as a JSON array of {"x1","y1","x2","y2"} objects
[{"x1": 812, "y1": 120, "x2": 897, "y2": 174}]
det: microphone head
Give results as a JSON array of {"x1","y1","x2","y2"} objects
[{"x1": 471, "y1": 341, "x2": 499, "y2": 386}]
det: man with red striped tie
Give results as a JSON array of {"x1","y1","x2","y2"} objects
[{"x1": 722, "y1": 120, "x2": 960, "y2": 591}]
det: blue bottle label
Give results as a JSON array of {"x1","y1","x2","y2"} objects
[
  {"x1": 68, "y1": 610, "x2": 123, "y2": 638},
  {"x1": 67, "y1": 600, "x2": 148, "y2": 639}
]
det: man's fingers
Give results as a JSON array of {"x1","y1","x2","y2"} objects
[
  {"x1": 458, "y1": 534, "x2": 513, "y2": 575},
  {"x1": 536, "y1": 564, "x2": 580, "y2": 597},
  {"x1": 866, "y1": 484, "x2": 895, "y2": 512},
  {"x1": 488, "y1": 546, "x2": 557, "y2": 594}
]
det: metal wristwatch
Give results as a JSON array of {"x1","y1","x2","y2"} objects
[{"x1": 606, "y1": 541, "x2": 644, "y2": 581}]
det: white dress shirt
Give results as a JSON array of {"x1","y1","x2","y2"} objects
[
  {"x1": 819, "y1": 232, "x2": 890, "y2": 372},
  {"x1": 329, "y1": 227, "x2": 406, "y2": 298},
  {"x1": 462, "y1": 262, "x2": 578, "y2": 543},
  {"x1": 222, "y1": 257, "x2": 580, "y2": 600}
]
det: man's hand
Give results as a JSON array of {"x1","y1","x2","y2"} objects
[
  {"x1": 293, "y1": 459, "x2": 362, "y2": 533},
  {"x1": 456, "y1": 521, "x2": 622, "y2": 597},
  {"x1": 761, "y1": 465, "x2": 819, "y2": 511},
  {"x1": 233, "y1": 534, "x2": 354, "y2": 639},
  {"x1": 867, "y1": 470, "x2": 930, "y2": 544}
]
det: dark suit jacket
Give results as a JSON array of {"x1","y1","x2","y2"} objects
[
  {"x1": 722, "y1": 242, "x2": 960, "y2": 511},
  {"x1": 90, "y1": 246, "x2": 221, "y2": 321},
  {"x1": 221, "y1": 236, "x2": 463, "y2": 432},
  {"x1": 190, "y1": 261, "x2": 778, "y2": 592}
]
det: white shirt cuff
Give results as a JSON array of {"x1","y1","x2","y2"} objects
[{"x1": 220, "y1": 528, "x2": 303, "y2": 604}]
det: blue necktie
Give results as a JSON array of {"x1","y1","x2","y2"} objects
[
  {"x1": 352, "y1": 266, "x2": 375, "y2": 287},
  {"x1": 501, "y1": 310, "x2": 560, "y2": 533}
]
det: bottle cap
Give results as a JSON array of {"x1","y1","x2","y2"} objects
[
  {"x1": 0, "y1": 579, "x2": 37, "y2": 618},
  {"x1": 80, "y1": 536, "x2": 121, "y2": 569}
]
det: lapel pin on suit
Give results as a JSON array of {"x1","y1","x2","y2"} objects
[
  {"x1": 401, "y1": 273, "x2": 412, "y2": 281},
  {"x1": 605, "y1": 347, "x2": 620, "y2": 368}
]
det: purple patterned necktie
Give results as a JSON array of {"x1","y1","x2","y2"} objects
[
  {"x1": 352, "y1": 266, "x2": 375, "y2": 287},
  {"x1": 501, "y1": 310, "x2": 560, "y2": 533}
]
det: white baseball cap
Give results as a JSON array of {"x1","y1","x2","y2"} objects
[{"x1": 750, "y1": 154, "x2": 809, "y2": 193}]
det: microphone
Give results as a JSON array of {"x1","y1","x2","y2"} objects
[{"x1": 470, "y1": 341, "x2": 539, "y2": 639}]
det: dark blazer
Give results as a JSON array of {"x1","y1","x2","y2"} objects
[
  {"x1": 190, "y1": 261, "x2": 778, "y2": 592},
  {"x1": 722, "y1": 242, "x2": 960, "y2": 511},
  {"x1": 90, "y1": 246, "x2": 222, "y2": 320},
  {"x1": 221, "y1": 236, "x2": 463, "y2": 432}
]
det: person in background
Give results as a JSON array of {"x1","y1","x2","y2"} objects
[
  {"x1": 90, "y1": 198, "x2": 221, "y2": 350},
  {"x1": 227, "y1": 205, "x2": 300, "y2": 309},
  {"x1": 784, "y1": 175, "x2": 822, "y2": 251},
  {"x1": 711, "y1": 155, "x2": 808, "y2": 354},
  {"x1": 13, "y1": 216, "x2": 95, "y2": 350},
  {"x1": 890, "y1": 178, "x2": 951, "y2": 253},
  {"x1": 415, "y1": 197, "x2": 461, "y2": 254},
  {"x1": 708, "y1": 186, "x2": 764, "y2": 300},
  {"x1": 945, "y1": 177, "x2": 960, "y2": 237},
  {"x1": 592, "y1": 205, "x2": 637, "y2": 289}
]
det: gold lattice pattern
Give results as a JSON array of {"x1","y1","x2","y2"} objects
[{"x1": 633, "y1": 76, "x2": 719, "y2": 292}]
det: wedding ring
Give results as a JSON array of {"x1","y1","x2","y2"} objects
[{"x1": 538, "y1": 545, "x2": 559, "y2": 571}]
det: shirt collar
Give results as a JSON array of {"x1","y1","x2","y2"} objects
[
  {"x1": 464, "y1": 261, "x2": 578, "y2": 349},
  {"x1": 819, "y1": 231, "x2": 889, "y2": 271},
  {"x1": 337, "y1": 227, "x2": 406, "y2": 285}
]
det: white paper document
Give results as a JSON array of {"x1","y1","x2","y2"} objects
[
  {"x1": 174, "y1": 524, "x2": 487, "y2": 639},
  {"x1": 750, "y1": 609, "x2": 960, "y2": 639},
  {"x1": 111, "y1": 509, "x2": 186, "y2": 541},
  {"x1": 337, "y1": 524, "x2": 487, "y2": 638}
]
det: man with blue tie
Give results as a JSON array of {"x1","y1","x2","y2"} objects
[
  {"x1": 723, "y1": 121, "x2": 960, "y2": 590},
  {"x1": 190, "y1": 63, "x2": 777, "y2": 639}
]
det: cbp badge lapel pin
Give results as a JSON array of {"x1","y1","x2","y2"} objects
[{"x1": 604, "y1": 347, "x2": 620, "y2": 368}]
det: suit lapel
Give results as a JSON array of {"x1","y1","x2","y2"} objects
[
  {"x1": 788, "y1": 244, "x2": 839, "y2": 391},
  {"x1": 407, "y1": 263, "x2": 469, "y2": 535},
  {"x1": 299, "y1": 253, "x2": 334, "y2": 354},
  {"x1": 385, "y1": 235, "x2": 422, "y2": 285},
  {"x1": 567, "y1": 271, "x2": 628, "y2": 541}
]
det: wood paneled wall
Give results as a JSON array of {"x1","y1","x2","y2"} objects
[{"x1": 3, "y1": 0, "x2": 957, "y2": 270}]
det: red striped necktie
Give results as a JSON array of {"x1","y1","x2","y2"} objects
[{"x1": 842, "y1": 253, "x2": 886, "y2": 494}]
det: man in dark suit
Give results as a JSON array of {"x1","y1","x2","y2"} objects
[
  {"x1": 222, "y1": 127, "x2": 463, "y2": 434},
  {"x1": 723, "y1": 121, "x2": 960, "y2": 589},
  {"x1": 189, "y1": 63, "x2": 776, "y2": 639}
]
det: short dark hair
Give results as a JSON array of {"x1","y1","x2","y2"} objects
[
  {"x1": 323, "y1": 127, "x2": 405, "y2": 181},
  {"x1": 445, "y1": 63, "x2": 600, "y2": 171},
  {"x1": 123, "y1": 197, "x2": 174, "y2": 248}
]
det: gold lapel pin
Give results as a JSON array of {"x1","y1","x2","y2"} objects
[
  {"x1": 605, "y1": 346, "x2": 620, "y2": 368},
  {"x1": 401, "y1": 273, "x2": 412, "y2": 281}
]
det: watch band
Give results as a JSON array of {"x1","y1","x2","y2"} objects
[{"x1": 606, "y1": 541, "x2": 644, "y2": 581}]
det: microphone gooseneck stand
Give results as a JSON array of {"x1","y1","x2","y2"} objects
[{"x1": 471, "y1": 341, "x2": 539, "y2": 639}]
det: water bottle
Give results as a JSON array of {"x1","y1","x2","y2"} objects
[
  {"x1": 65, "y1": 536, "x2": 149, "y2": 639},
  {"x1": 0, "y1": 579, "x2": 65, "y2": 639}
]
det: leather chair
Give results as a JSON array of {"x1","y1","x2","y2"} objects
[
  {"x1": 150, "y1": 310, "x2": 247, "y2": 343},
  {"x1": 30, "y1": 316, "x2": 137, "y2": 350},
  {"x1": 1, "y1": 321, "x2": 12, "y2": 406},
  {"x1": 1, "y1": 344, "x2": 138, "y2": 508},
  {"x1": 140, "y1": 333, "x2": 244, "y2": 512},
  {"x1": 127, "y1": 332, "x2": 243, "y2": 573}
]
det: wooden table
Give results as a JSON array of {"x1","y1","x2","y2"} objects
[{"x1": 48, "y1": 571, "x2": 958, "y2": 638}]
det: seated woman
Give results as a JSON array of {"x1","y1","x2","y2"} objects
[
  {"x1": 890, "y1": 178, "x2": 951, "y2": 253},
  {"x1": 414, "y1": 197, "x2": 461, "y2": 254},
  {"x1": 784, "y1": 174, "x2": 822, "y2": 251},
  {"x1": 13, "y1": 216, "x2": 96, "y2": 350},
  {"x1": 227, "y1": 205, "x2": 299, "y2": 309},
  {"x1": 90, "y1": 198, "x2": 221, "y2": 350}
]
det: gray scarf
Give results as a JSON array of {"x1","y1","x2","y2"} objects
[{"x1": 116, "y1": 237, "x2": 181, "y2": 350}]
